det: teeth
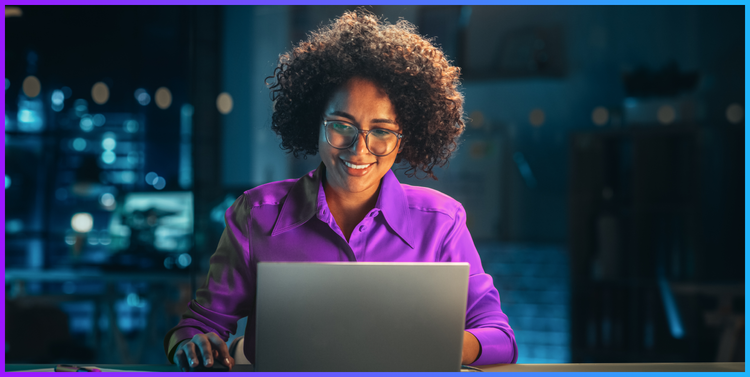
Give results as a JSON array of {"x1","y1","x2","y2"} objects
[{"x1": 343, "y1": 160, "x2": 372, "y2": 169}]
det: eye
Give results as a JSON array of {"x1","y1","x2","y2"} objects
[
  {"x1": 330, "y1": 122, "x2": 354, "y2": 132},
  {"x1": 370, "y1": 129, "x2": 392, "y2": 138}
]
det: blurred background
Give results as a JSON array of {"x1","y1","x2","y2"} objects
[{"x1": 4, "y1": 5, "x2": 744, "y2": 365}]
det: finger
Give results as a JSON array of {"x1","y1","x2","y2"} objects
[
  {"x1": 174, "y1": 349, "x2": 191, "y2": 372},
  {"x1": 207, "y1": 333, "x2": 235, "y2": 370},
  {"x1": 192, "y1": 335, "x2": 214, "y2": 367},
  {"x1": 184, "y1": 341, "x2": 201, "y2": 368}
]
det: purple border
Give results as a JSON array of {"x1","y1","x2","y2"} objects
[
  {"x1": 2, "y1": 2, "x2": 747, "y2": 377},
  {"x1": 1, "y1": 3, "x2": 6, "y2": 369},
  {"x1": 2, "y1": 0, "x2": 749, "y2": 4}
]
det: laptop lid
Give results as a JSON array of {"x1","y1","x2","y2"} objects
[{"x1": 254, "y1": 262, "x2": 469, "y2": 372}]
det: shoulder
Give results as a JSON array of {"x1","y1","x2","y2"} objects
[
  {"x1": 241, "y1": 178, "x2": 299, "y2": 208},
  {"x1": 400, "y1": 183, "x2": 463, "y2": 220}
]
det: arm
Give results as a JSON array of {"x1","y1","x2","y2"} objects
[
  {"x1": 440, "y1": 204, "x2": 518, "y2": 365},
  {"x1": 164, "y1": 194, "x2": 255, "y2": 365}
]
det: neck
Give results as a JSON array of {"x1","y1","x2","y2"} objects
[
  {"x1": 322, "y1": 175, "x2": 381, "y2": 242},
  {"x1": 323, "y1": 178, "x2": 380, "y2": 215}
]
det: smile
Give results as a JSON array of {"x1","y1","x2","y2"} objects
[{"x1": 342, "y1": 159, "x2": 374, "y2": 170}]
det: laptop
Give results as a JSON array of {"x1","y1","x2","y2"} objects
[{"x1": 254, "y1": 262, "x2": 470, "y2": 372}]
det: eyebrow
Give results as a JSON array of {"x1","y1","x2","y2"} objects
[{"x1": 328, "y1": 111, "x2": 396, "y2": 125}]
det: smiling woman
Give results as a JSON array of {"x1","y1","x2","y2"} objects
[{"x1": 164, "y1": 9, "x2": 517, "y2": 371}]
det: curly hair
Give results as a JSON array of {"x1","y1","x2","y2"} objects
[{"x1": 266, "y1": 9, "x2": 465, "y2": 179}]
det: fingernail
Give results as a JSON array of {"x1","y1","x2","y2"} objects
[
  {"x1": 190, "y1": 359, "x2": 195, "y2": 366},
  {"x1": 225, "y1": 357, "x2": 230, "y2": 365}
]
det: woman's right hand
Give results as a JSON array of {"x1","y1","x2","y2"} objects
[{"x1": 173, "y1": 333, "x2": 235, "y2": 372}]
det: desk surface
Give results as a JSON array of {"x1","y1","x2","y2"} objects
[{"x1": 5, "y1": 362, "x2": 744, "y2": 372}]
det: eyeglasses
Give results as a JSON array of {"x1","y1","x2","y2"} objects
[{"x1": 323, "y1": 119, "x2": 404, "y2": 157}]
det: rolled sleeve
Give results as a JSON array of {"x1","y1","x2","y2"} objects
[
  {"x1": 440, "y1": 204, "x2": 518, "y2": 365},
  {"x1": 163, "y1": 194, "x2": 255, "y2": 363}
]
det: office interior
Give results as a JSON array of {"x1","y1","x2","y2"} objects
[{"x1": 4, "y1": 5, "x2": 744, "y2": 365}]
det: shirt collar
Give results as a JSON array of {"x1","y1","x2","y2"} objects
[
  {"x1": 270, "y1": 164, "x2": 322, "y2": 236},
  {"x1": 271, "y1": 162, "x2": 414, "y2": 249}
]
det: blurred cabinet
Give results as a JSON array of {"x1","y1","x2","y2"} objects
[{"x1": 568, "y1": 125, "x2": 744, "y2": 362}]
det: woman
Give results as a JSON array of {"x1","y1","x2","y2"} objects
[{"x1": 165, "y1": 10, "x2": 517, "y2": 371}]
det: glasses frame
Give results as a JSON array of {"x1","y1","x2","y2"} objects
[{"x1": 323, "y1": 119, "x2": 404, "y2": 157}]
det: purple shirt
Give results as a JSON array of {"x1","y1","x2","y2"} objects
[{"x1": 164, "y1": 163, "x2": 517, "y2": 366}]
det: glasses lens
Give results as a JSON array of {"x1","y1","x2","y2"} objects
[
  {"x1": 367, "y1": 129, "x2": 398, "y2": 156},
  {"x1": 326, "y1": 122, "x2": 357, "y2": 148}
]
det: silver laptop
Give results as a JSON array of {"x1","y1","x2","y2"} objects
[{"x1": 254, "y1": 262, "x2": 469, "y2": 372}]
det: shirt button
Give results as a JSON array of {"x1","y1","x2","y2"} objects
[{"x1": 359, "y1": 225, "x2": 366, "y2": 232}]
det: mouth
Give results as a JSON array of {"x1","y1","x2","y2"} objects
[
  {"x1": 341, "y1": 159, "x2": 375, "y2": 170},
  {"x1": 340, "y1": 158, "x2": 376, "y2": 176}
]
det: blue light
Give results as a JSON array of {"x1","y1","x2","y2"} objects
[
  {"x1": 124, "y1": 119, "x2": 139, "y2": 133},
  {"x1": 102, "y1": 150, "x2": 116, "y2": 164},
  {"x1": 145, "y1": 172, "x2": 158, "y2": 185},
  {"x1": 658, "y1": 277, "x2": 685, "y2": 339},
  {"x1": 135, "y1": 88, "x2": 150, "y2": 106},
  {"x1": 74, "y1": 99, "x2": 88, "y2": 117},
  {"x1": 17, "y1": 97, "x2": 45, "y2": 132},
  {"x1": 127, "y1": 293, "x2": 140, "y2": 307},
  {"x1": 5, "y1": 78, "x2": 9, "y2": 91},
  {"x1": 51, "y1": 90, "x2": 64, "y2": 105},
  {"x1": 177, "y1": 253, "x2": 192, "y2": 268},
  {"x1": 181, "y1": 103, "x2": 194, "y2": 117},
  {"x1": 153, "y1": 177, "x2": 166, "y2": 190},
  {"x1": 93, "y1": 114, "x2": 106, "y2": 127},
  {"x1": 80, "y1": 115, "x2": 94, "y2": 132},
  {"x1": 120, "y1": 171, "x2": 135, "y2": 184},
  {"x1": 624, "y1": 97, "x2": 638, "y2": 108},
  {"x1": 513, "y1": 152, "x2": 538, "y2": 189},
  {"x1": 102, "y1": 136, "x2": 116, "y2": 151},
  {"x1": 5, "y1": 175, "x2": 10, "y2": 189},
  {"x1": 72, "y1": 138, "x2": 87, "y2": 151}
]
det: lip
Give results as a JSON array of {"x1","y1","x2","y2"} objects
[{"x1": 340, "y1": 158, "x2": 376, "y2": 176}]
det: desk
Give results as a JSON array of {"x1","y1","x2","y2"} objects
[{"x1": 6, "y1": 362, "x2": 744, "y2": 372}]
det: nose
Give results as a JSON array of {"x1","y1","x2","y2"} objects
[{"x1": 349, "y1": 131, "x2": 370, "y2": 156}]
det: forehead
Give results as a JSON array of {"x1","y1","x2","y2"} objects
[{"x1": 325, "y1": 77, "x2": 395, "y2": 116}]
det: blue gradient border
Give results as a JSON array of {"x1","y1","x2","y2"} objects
[{"x1": 2, "y1": 1, "x2": 748, "y2": 376}]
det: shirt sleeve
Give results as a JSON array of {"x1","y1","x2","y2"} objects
[
  {"x1": 163, "y1": 194, "x2": 256, "y2": 363},
  {"x1": 439, "y1": 203, "x2": 518, "y2": 365}
]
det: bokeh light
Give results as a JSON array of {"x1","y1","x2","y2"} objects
[
  {"x1": 135, "y1": 88, "x2": 151, "y2": 106},
  {"x1": 91, "y1": 82, "x2": 110, "y2": 105},
  {"x1": 72, "y1": 138, "x2": 87, "y2": 151},
  {"x1": 591, "y1": 106, "x2": 609, "y2": 126},
  {"x1": 102, "y1": 150, "x2": 116, "y2": 164},
  {"x1": 529, "y1": 108, "x2": 545, "y2": 127},
  {"x1": 153, "y1": 177, "x2": 166, "y2": 190},
  {"x1": 71, "y1": 212, "x2": 93, "y2": 233},
  {"x1": 216, "y1": 92, "x2": 233, "y2": 114},
  {"x1": 93, "y1": 114, "x2": 106, "y2": 127},
  {"x1": 657, "y1": 105, "x2": 676, "y2": 125},
  {"x1": 145, "y1": 172, "x2": 158, "y2": 185},
  {"x1": 22, "y1": 76, "x2": 41, "y2": 98},
  {"x1": 80, "y1": 115, "x2": 94, "y2": 132},
  {"x1": 726, "y1": 103, "x2": 743, "y2": 124},
  {"x1": 155, "y1": 87, "x2": 172, "y2": 109}
]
